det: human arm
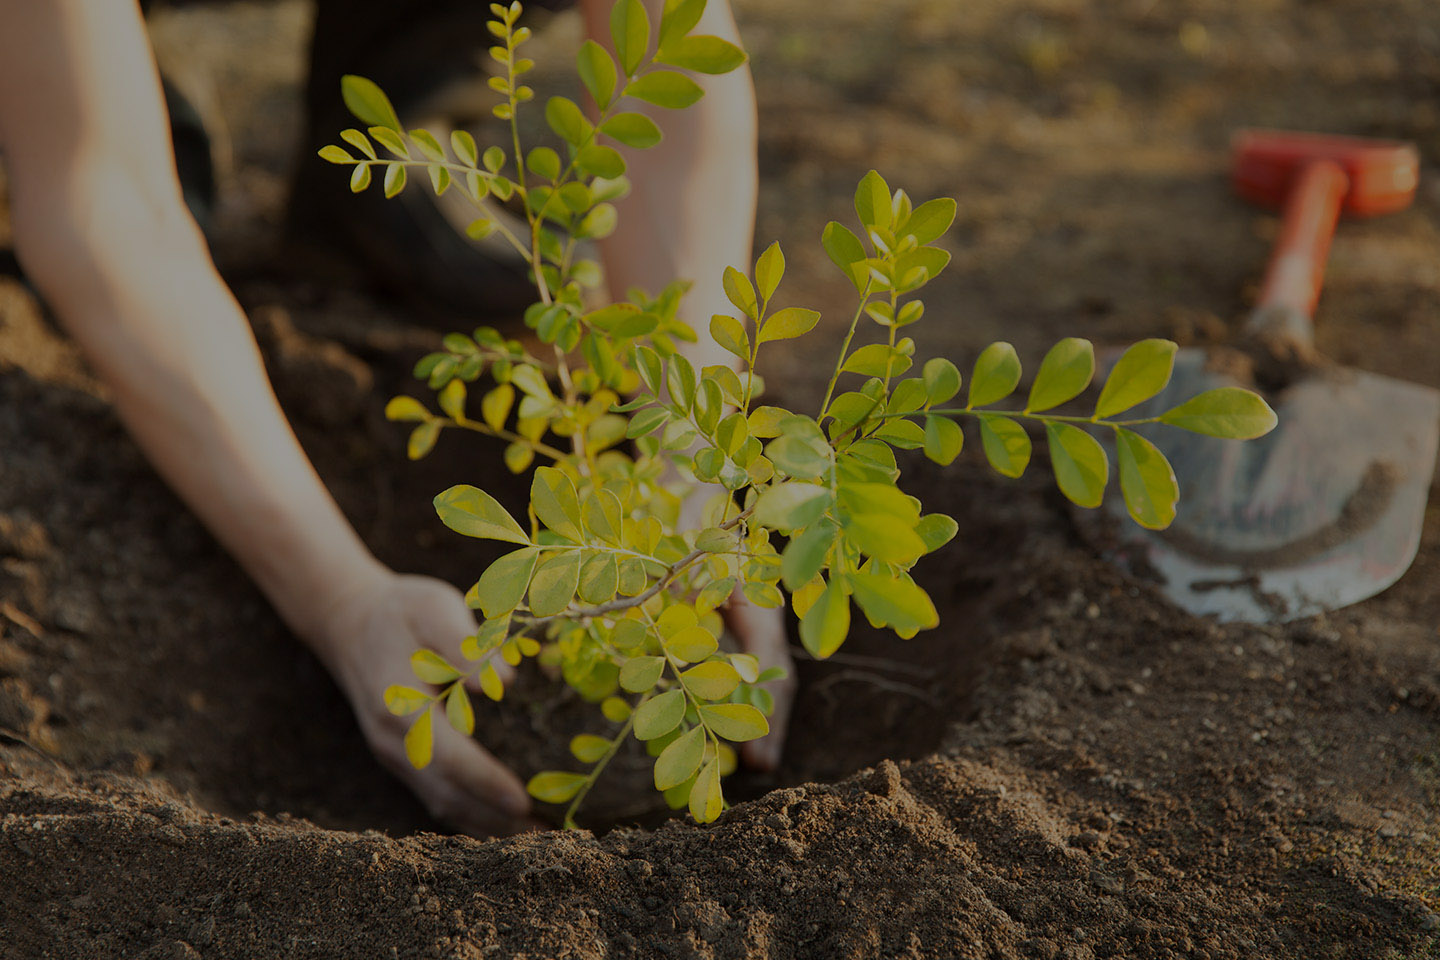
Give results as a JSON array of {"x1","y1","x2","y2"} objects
[
  {"x1": 576, "y1": 0, "x2": 794, "y2": 769},
  {"x1": 0, "y1": 0, "x2": 533, "y2": 834}
]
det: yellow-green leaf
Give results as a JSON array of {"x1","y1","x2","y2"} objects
[
  {"x1": 709, "y1": 314, "x2": 750, "y2": 361},
  {"x1": 411, "y1": 649, "x2": 462, "y2": 685},
  {"x1": 408, "y1": 421, "x2": 440, "y2": 460},
  {"x1": 1045, "y1": 423, "x2": 1109, "y2": 509},
  {"x1": 620, "y1": 655, "x2": 665, "y2": 694},
  {"x1": 634, "y1": 689, "x2": 686, "y2": 740},
  {"x1": 341, "y1": 74, "x2": 402, "y2": 132},
  {"x1": 386, "y1": 396, "x2": 430, "y2": 422},
  {"x1": 384, "y1": 685, "x2": 430, "y2": 716},
  {"x1": 527, "y1": 771, "x2": 587, "y2": 804},
  {"x1": 478, "y1": 662, "x2": 504, "y2": 702},
  {"x1": 923, "y1": 415, "x2": 964, "y2": 465},
  {"x1": 654, "y1": 725, "x2": 705, "y2": 790},
  {"x1": 758, "y1": 307, "x2": 820, "y2": 345},
  {"x1": 655, "y1": 34, "x2": 747, "y2": 74},
  {"x1": 1095, "y1": 339, "x2": 1177, "y2": 419},
  {"x1": 576, "y1": 39, "x2": 618, "y2": 108},
  {"x1": 481, "y1": 384, "x2": 514, "y2": 431},
  {"x1": 624, "y1": 70, "x2": 703, "y2": 109},
  {"x1": 681, "y1": 661, "x2": 741, "y2": 701},
  {"x1": 1026, "y1": 338, "x2": 1095, "y2": 413},
  {"x1": 404, "y1": 709, "x2": 434, "y2": 768},
  {"x1": 1158, "y1": 387, "x2": 1278, "y2": 439},
  {"x1": 698, "y1": 703, "x2": 769, "y2": 742},
  {"x1": 434, "y1": 485, "x2": 529, "y2": 544},
  {"x1": 570, "y1": 734, "x2": 611, "y2": 763},
  {"x1": 799, "y1": 578, "x2": 850, "y2": 659},
  {"x1": 531, "y1": 467, "x2": 583, "y2": 542},
  {"x1": 445, "y1": 684, "x2": 475, "y2": 736},
  {"x1": 665, "y1": 625, "x2": 719, "y2": 663},
  {"x1": 978, "y1": 414, "x2": 1031, "y2": 478},
  {"x1": 922, "y1": 358, "x2": 962, "y2": 405},
  {"x1": 968, "y1": 342, "x2": 1022, "y2": 408},
  {"x1": 1115, "y1": 427, "x2": 1179, "y2": 530},
  {"x1": 848, "y1": 572, "x2": 938, "y2": 635},
  {"x1": 610, "y1": 0, "x2": 650, "y2": 75},
  {"x1": 755, "y1": 241, "x2": 785, "y2": 302},
  {"x1": 529, "y1": 551, "x2": 582, "y2": 617},
  {"x1": 689, "y1": 757, "x2": 723, "y2": 822},
  {"x1": 474, "y1": 547, "x2": 541, "y2": 618},
  {"x1": 578, "y1": 552, "x2": 619, "y2": 604}
]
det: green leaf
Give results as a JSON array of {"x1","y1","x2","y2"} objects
[
  {"x1": 475, "y1": 547, "x2": 541, "y2": 618},
  {"x1": 753, "y1": 482, "x2": 831, "y2": 531},
  {"x1": 601, "y1": 112, "x2": 663, "y2": 149},
  {"x1": 1094, "y1": 339, "x2": 1177, "y2": 419},
  {"x1": 923, "y1": 415, "x2": 964, "y2": 465},
  {"x1": 620, "y1": 656, "x2": 666, "y2": 693},
  {"x1": 849, "y1": 572, "x2": 938, "y2": 635},
  {"x1": 404, "y1": 709, "x2": 434, "y2": 768},
  {"x1": 1115, "y1": 427, "x2": 1178, "y2": 530},
  {"x1": 529, "y1": 550, "x2": 582, "y2": 616},
  {"x1": 681, "y1": 661, "x2": 742, "y2": 701},
  {"x1": 383, "y1": 163, "x2": 407, "y2": 198},
  {"x1": 874, "y1": 418, "x2": 925, "y2": 449},
  {"x1": 545, "y1": 96, "x2": 590, "y2": 146},
  {"x1": 576, "y1": 144, "x2": 627, "y2": 179},
  {"x1": 531, "y1": 467, "x2": 583, "y2": 542},
  {"x1": 411, "y1": 649, "x2": 462, "y2": 684},
  {"x1": 660, "y1": 0, "x2": 706, "y2": 47},
  {"x1": 709, "y1": 314, "x2": 750, "y2": 361},
  {"x1": 570, "y1": 734, "x2": 611, "y2": 763},
  {"x1": 349, "y1": 163, "x2": 372, "y2": 193},
  {"x1": 481, "y1": 144, "x2": 505, "y2": 172},
  {"x1": 601, "y1": 696, "x2": 633, "y2": 723},
  {"x1": 968, "y1": 342, "x2": 1022, "y2": 407},
  {"x1": 452, "y1": 130, "x2": 479, "y2": 167},
  {"x1": 854, "y1": 170, "x2": 892, "y2": 231},
  {"x1": 384, "y1": 685, "x2": 430, "y2": 716},
  {"x1": 408, "y1": 128, "x2": 446, "y2": 162},
  {"x1": 481, "y1": 384, "x2": 514, "y2": 431},
  {"x1": 842, "y1": 343, "x2": 909, "y2": 377},
  {"x1": 1045, "y1": 423, "x2": 1109, "y2": 509},
  {"x1": 903, "y1": 197, "x2": 957, "y2": 245},
  {"x1": 978, "y1": 414, "x2": 1031, "y2": 478},
  {"x1": 922, "y1": 358, "x2": 962, "y2": 405},
  {"x1": 634, "y1": 689, "x2": 686, "y2": 740},
  {"x1": 1158, "y1": 387, "x2": 1278, "y2": 439},
  {"x1": 689, "y1": 757, "x2": 723, "y2": 822},
  {"x1": 781, "y1": 518, "x2": 838, "y2": 590},
  {"x1": 341, "y1": 75, "x2": 401, "y2": 131},
  {"x1": 758, "y1": 307, "x2": 820, "y2": 345},
  {"x1": 916, "y1": 513, "x2": 959, "y2": 552},
  {"x1": 434, "y1": 485, "x2": 530, "y2": 543},
  {"x1": 843, "y1": 514, "x2": 926, "y2": 565},
  {"x1": 766, "y1": 432, "x2": 833, "y2": 481},
  {"x1": 577, "y1": 39, "x2": 618, "y2": 108},
  {"x1": 657, "y1": 34, "x2": 747, "y2": 73},
  {"x1": 445, "y1": 684, "x2": 475, "y2": 736},
  {"x1": 527, "y1": 771, "x2": 587, "y2": 804},
  {"x1": 625, "y1": 70, "x2": 704, "y2": 109},
  {"x1": 698, "y1": 703, "x2": 769, "y2": 742},
  {"x1": 822, "y1": 221, "x2": 867, "y2": 291},
  {"x1": 583, "y1": 489, "x2": 624, "y2": 544},
  {"x1": 527, "y1": 146, "x2": 562, "y2": 180},
  {"x1": 665, "y1": 625, "x2": 719, "y2": 663},
  {"x1": 755, "y1": 241, "x2": 785, "y2": 302},
  {"x1": 386, "y1": 396, "x2": 430, "y2": 422},
  {"x1": 318, "y1": 144, "x2": 354, "y2": 164},
  {"x1": 654, "y1": 725, "x2": 706, "y2": 790},
  {"x1": 1027, "y1": 338, "x2": 1095, "y2": 413},
  {"x1": 578, "y1": 552, "x2": 619, "y2": 604},
  {"x1": 723, "y1": 266, "x2": 758, "y2": 319},
  {"x1": 799, "y1": 579, "x2": 850, "y2": 658},
  {"x1": 610, "y1": 0, "x2": 651, "y2": 75}
]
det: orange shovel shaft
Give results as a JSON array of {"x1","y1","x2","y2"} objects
[{"x1": 1254, "y1": 159, "x2": 1347, "y2": 321}]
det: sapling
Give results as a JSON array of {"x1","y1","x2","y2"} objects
[{"x1": 320, "y1": 0, "x2": 1276, "y2": 827}]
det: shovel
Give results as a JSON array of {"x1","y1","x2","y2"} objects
[{"x1": 1088, "y1": 129, "x2": 1439, "y2": 623}]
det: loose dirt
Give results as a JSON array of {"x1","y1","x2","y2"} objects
[{"x1": 2, "y1": 0, "x2": 1439, "y2": 957}]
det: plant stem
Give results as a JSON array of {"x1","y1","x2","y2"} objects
[
  {"x1": 449, "y1": 419, "x2": 568, "y2": 460},
  {"x1": 818, "y1": 280, "x2": 874, "y2": 417},
  {"x1": 562, "y1": 705, "x2": 639, "y2": 829},
  {"x1": 899, "y1": 408, "x2": 1164, "y2": 428}
]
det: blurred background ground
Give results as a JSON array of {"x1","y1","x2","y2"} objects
[{"x1": 1, "y1": 1, "x2": 1439, "y2": 956}]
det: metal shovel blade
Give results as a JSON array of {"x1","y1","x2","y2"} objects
[{"x1": 1086, "y1": 349, "x2": 1440, "y2": 622}]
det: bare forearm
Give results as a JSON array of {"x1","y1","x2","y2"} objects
[{"x1": 18, "y1": 212, "x2": 382, "y2": 649}]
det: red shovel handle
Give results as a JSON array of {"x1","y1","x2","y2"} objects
[{"x1": 1243, "y1": 159, "x2": 1347, "y2": 357}]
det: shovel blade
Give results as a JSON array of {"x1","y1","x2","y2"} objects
[{"x1": 1094, "y1": 350, "x2": 1440, "y2": 622}]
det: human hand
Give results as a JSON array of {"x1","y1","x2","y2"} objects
[{"x1": 309, "y1": 569, "x2": 540, "y2": 836}]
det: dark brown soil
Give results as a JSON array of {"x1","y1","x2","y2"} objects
[{"x1": 3, "y1": 0, "x2": 1440, "y2": 957}]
